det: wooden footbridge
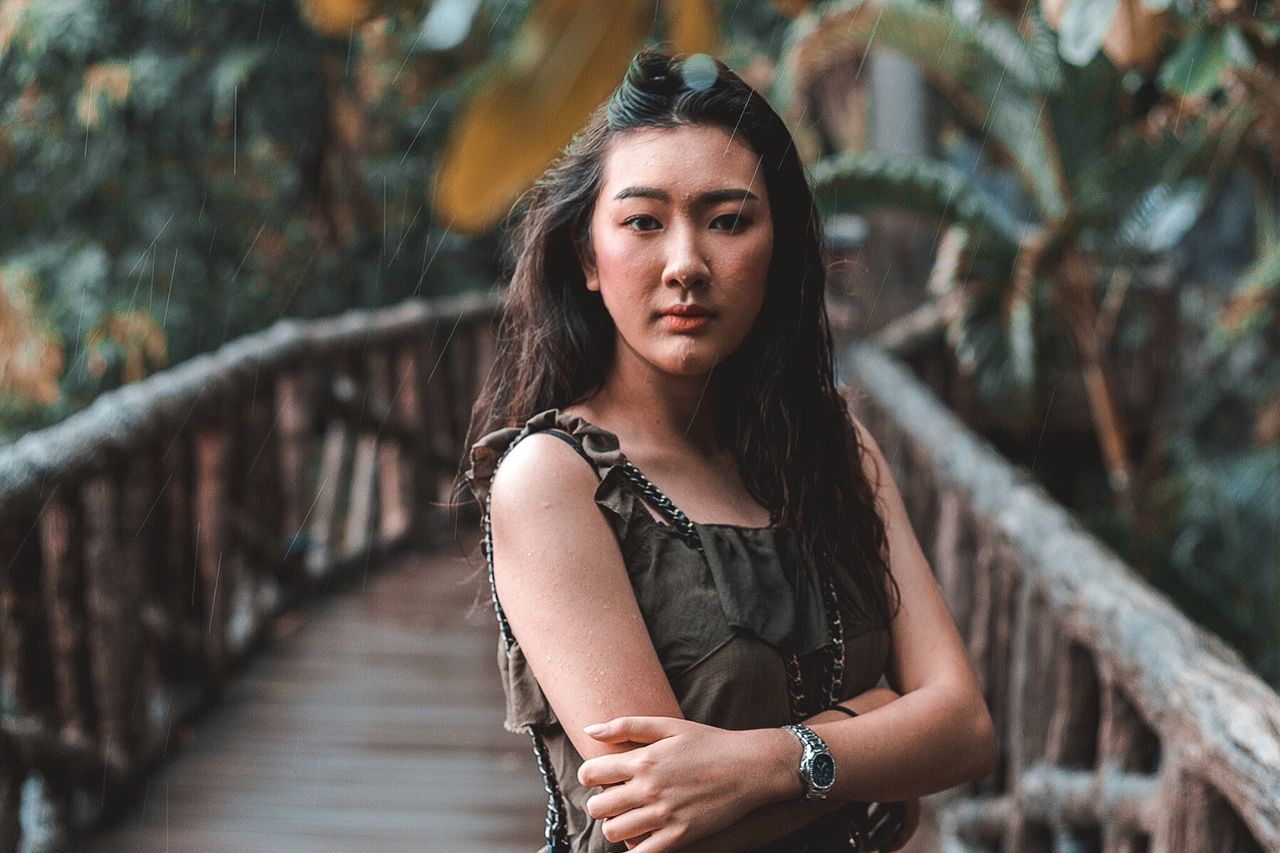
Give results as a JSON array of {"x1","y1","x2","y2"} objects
[{"x1": 1, "y1": 293, "x2": 1277, "y2": 852}]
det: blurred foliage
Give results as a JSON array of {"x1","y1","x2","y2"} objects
[
  {"x1": 1, "y1": 0, "x2": 1275, "y2": 689},
  {"x1": 778, "y1": 0, "x2": 1280, "y2": 686},
  {"x1": 0, "y1": 0, "x2": 507, "y2": 439},
  {"x1": 435, "y1": 0, "x2": 720, "y2": 232},
  {"x1": 0, "y1": 0, "x2": 791, "y2": 442}
]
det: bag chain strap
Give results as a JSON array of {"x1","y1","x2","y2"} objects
[{"x1": 484, "y1": 440, "x2": 876, "y2": 852}]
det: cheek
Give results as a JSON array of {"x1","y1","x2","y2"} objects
[
  {"x1": 724, "y1": 233, "x2": 773, "y2": 311},
  {"x1": 592, "y1": 230, "x2": 657, "y2": 288}
]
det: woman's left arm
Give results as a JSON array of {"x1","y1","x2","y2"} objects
[
  {"x1": 578, "y1": 415, "x2": 996, "y2": 850},
  {"x1": 767, "y1": 414, "x2": 997, "y2": 802}
]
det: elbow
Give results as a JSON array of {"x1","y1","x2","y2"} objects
[{"x1": 966, "y1": 705, "x2": 998, "y2": 782}]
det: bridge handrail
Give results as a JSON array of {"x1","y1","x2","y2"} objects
[
  {"x1": 0, "y1": 291, "x2": 502, "y2": 850},
  {"x1": 843, "y1": 342, "x2": 1280, "y2": 852}
]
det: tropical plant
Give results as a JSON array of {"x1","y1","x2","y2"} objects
[
  {"x1": 0, "y1": 0, "x2": 523, "y2": 442},
  {"x1": 777, "y1": 0, "x2": 1278, "y2": 519},
  {"x1": 775, "y1": 0, "x2": 1280, "y2": 685}
]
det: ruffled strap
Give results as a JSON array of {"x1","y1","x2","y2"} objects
[{"x1": 464, "y1": 408, "x2": 642, "y2": 540}]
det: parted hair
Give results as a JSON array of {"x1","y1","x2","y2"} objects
[{"x1": 459, "y1": 47, "x2": 900, "y2": 636}]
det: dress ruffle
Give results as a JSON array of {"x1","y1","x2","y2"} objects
[{"x1": 465, "y1": 408, "x2": 840, "y2": 733}]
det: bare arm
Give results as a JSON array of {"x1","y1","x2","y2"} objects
[
  {"x1": 488, "y1": 432, "x2": 686, "y2": 763},
  {"x1": 583, "y1": 414, "x2": 996, "y2": 851},
  {"x1": 708, "y1": 416, "x2": 996, "y2": 809},
  {"x1": 672, "y1": 688, "x2": 905, "y2": 852}
]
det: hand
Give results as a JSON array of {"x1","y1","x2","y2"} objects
[{"x1": 578, "y1": 716, "x2": 783, "y2": 851}]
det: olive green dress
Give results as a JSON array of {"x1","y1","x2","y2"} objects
[{"x1": 465, "y1": 408, "x2": 891, "y2": 852}]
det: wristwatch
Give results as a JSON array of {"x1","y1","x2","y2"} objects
[{"x1": 782, "y1": 723, "x2": 836, "y2": 801}]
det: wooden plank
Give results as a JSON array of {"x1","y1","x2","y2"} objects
[{"x1": 86, "y1": 536, "x2": 546, "y2": 851}]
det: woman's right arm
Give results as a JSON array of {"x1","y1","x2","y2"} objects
[{"x1": 488, "y1": 433, "x2": 686, "y2": 763}]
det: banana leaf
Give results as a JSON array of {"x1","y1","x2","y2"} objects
[
  {"x1": 777, "y1": 0, "x2": 1070, "y2": 222},
  {"x1": 810, "y1": 149, "x2": 1030, "y2": 253}
]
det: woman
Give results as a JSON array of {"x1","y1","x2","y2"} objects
[{"x1": 462, "y1": 48, "x2": 995, "y2": 852}]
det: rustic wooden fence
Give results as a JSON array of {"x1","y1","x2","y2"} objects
[
  {"x1": 3, "y1": 291, "x2": 1278, "y2": 852},
  {"x1": 0, "y1": 291, "x2": 501, "y2": 851},
  {"x1": 843, "y1": 342, "x2": 1280, "y2": 853}
]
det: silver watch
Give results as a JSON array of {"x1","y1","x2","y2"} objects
[{"x1": 782, "y1": 723, "x2": 836, "y2": 801}]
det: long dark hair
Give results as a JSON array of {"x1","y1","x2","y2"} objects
[{"x1": 459, "y1": 47, "x2": 900, "y2": 635}]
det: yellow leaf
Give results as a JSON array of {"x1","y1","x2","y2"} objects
[
  {"x1": 84, "y1": 311, "x2": 168, "y2": 384},
  {"x1": 662, "y1": 0, "x2": 719, "y2": 57},
  {"x1": 298, "y1": 0, "x2": 378, "y2": 38},
  {"x1": 76, "y1": 62, "x2": 132, "y2": 129},
  {"x1": 434, "y1": 0, "x2": 652, "y2": 233},
  {"x1": 0, "y1": 265, "x2": 64, "y2": 408}
]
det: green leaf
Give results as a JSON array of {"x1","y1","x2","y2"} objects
[
  {"x1": 810, "y1": 150, "x2": 1029, "y2": 252},
  {"x1": 1223, "y1": 25, "x2": 1255, "y2": 65},
  {"x1": 1157, "y1": 26, "x2": 1251, "y2": 97},
  {"x1": 1212, "y1": 239, "x2": 1280, "y2": 347},
  {"x1": 928, "y1": 226, "x2": 1036, "y2": 415},
  {"x1": 1057, "y1": 0, "x2": 1119, "y2": 68},
  {"x1": 1117, "y1": 178, "x2": 1210, "y2": 254},
  {"x1": 779, "y1": 0, "x2": 1069, "y2": 221}
]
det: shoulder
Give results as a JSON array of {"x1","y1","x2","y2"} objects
[
  {"x1": 848, "y1": 409, "x2": 890, "y2": 495},
  {"x1": 488, "y1": 430, "x2": 602, "y2": 531}
]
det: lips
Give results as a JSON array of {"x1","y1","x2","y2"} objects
[
  {"x1": 660, "y1": 305, "x2": 713, "y2": 317},
  {"x1": 660, "y1": 305, "x2": 713, "y2": 331}
]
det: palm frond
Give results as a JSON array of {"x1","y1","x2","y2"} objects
[
  {"x1": 778, "y1": 0, "x2": 1070, "y2": 222},
  {"x1": 809, "y1": 150, "x2": 1031, "y2": 254}
]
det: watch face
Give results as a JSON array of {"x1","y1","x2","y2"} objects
[{"x1": 811, "y1": 753, "x2": 835, "y2": 788}]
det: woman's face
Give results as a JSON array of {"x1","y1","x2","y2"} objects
[{"x1": 578, "y1": 124, "x2": 773, "y2": 380}]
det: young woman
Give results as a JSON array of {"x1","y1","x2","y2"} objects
[{"x1": 462, "y1": 48, "x2": 996, "y2": 852}]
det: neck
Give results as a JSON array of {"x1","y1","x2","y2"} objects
[{"x1": 588, "y1": 340, "x2": 722, "y2": 456}]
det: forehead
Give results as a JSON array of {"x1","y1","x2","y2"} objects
[{"x1": 598, "y1": 125, "x2": 767, "y2": 201}]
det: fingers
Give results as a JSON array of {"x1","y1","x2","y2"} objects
[
  {"x1": 578, "y1": 754, "x2": 635, "y2": 788},
  {"x1": 585, "y1": 782, "x2": 653, "y2": 820},
  {"x1": 599, "y1": 805, "x2": 676, "y2": 846},
  {"x1": 625, "y1": 826, "x2": 684, "y2": 853},
  {"x1": 584, "y1": 715, "x2": 679, "y2": 744}
]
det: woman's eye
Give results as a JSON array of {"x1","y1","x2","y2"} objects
[
  {"x1": 712, "y1": 214, "x2": 750, "y2": 233},
  {"x1": 624, "y1": 215, "x2": 661, "y2": 231}
]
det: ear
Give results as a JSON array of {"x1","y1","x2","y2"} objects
[{"x1": 573, "y1": 236, "x2": 600, "y2": 293}]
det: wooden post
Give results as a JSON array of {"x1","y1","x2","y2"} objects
[
  {"x1": 161, "y1": 432, "x2": 200, "y2": 678},
  {"x1": 370, "y1": 347, "x2": 409, "y2": 545},
  {"x1": 83, "y1": 468, "x2": 140, "y2": 774},
  {"x1": 0, "y1": 732, "x2": 20, "y2": 853},
  {"x1": 275, "y1": 369, "x2": 314, "y2": 570},
  {"x1": 394, "y1": 342, "x2": 429, "y2": 547},
  {"x1": 192, "y1": 421, "x2": 230, "y2": 676},
  {"x1": 37, "y1": 487, "x2": 92, "y2": 746}
]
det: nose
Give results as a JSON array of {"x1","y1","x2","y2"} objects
[{"x1": 662, "y1": 223, "x2": 710, "y2": 290}]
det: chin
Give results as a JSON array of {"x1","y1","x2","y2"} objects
[{"x1": 656, "y1": 344, "x2": 729, "y2": 377}]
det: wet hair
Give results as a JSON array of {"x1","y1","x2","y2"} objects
[{"x1": 460, "y1": 47, "x2": 900, "y2": 636}]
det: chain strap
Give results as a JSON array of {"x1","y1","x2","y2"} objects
[
  {"x1": 619, "y1": 461, "x2": 705, "y2": 551},
  {"x1": 484, "y1": 432, "x2": 874, "y2": 851},
  {"x1": 482, "y1": 438, "x2": 572, "y2": 853}
]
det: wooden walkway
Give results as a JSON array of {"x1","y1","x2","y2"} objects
[{"x1": 85, "y1": 531, "x2": 545, "y2": 852}]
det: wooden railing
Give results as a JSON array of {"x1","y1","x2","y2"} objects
[
  {"x1": 843, "y1": 342, "x2": 1280, "y2": 853},
  {"x1": 0, "y1": 292, "x2": 501, "y2": 851},
  {"x1": 4, "y1": 291, "x2": 1277, "y2": 852}
]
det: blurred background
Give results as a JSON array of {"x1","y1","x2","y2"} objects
[
  {"x1": 1, "y1": 0, "x2": 1278, "y2": 850},
  {"x1": 3, "y1": 0, "x2": 1277, "y2": 693}
]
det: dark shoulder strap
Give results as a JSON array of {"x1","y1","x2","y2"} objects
[
  {"x1": 479, "y1": 423, "x2": 595, "y2": 853},
  {"x1": 537, "y1": 428, "x2": 600, "y2": 479},
  {"x1": 615, "y1": 461, "x2": 704, "y2": 552}
]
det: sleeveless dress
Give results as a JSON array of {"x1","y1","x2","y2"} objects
[{"x1": 464, "y1": 408, "x2": 892, "y2": 852}]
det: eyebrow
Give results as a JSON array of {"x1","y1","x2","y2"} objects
[{"x1": 612, "y1": 186, "x2": 760, "y2": 205}]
